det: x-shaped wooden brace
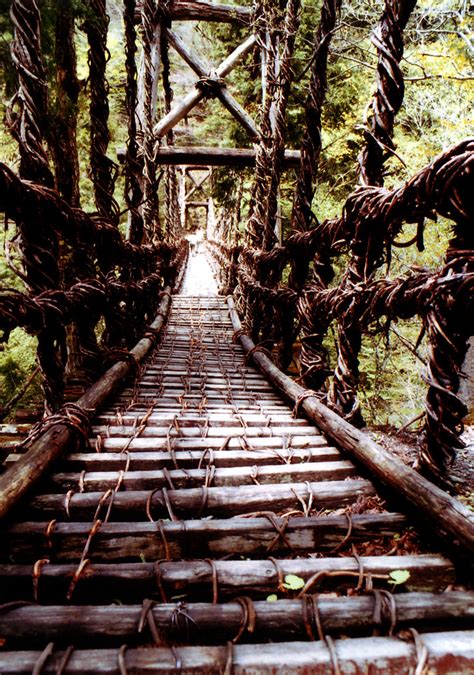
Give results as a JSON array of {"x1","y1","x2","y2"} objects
[
  {"x1": 153, "y1": 31, "x2": 259, "y2": 140},
  {"x1": 185, "y1": 169, "x2": 211, "y2": 201}
]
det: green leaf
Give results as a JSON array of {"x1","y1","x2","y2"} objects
[
  {"x1": 283, "y1": 574, "x2": 305, "y2": 590},
  {"x1": 389, "y1": 569, "x2": 410, "y2": 585},
  {"x1": 266, "y1": 594, "x2": 278, "y2": 602}
]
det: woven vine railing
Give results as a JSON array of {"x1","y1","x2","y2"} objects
[
  {"x1": 0, "y1": 0, "x2": 185, "y2": 417},
  {"x1": 206, "y1": 0, "x2": 473, "y2": 486}
]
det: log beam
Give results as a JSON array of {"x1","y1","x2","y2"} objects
[
  {"x1": 135, "y1": 1, "x2": 252, "y2": 24},
  {"x1": 0, "y1": 632, "x2": 472, "y2": 673},
  {"x1": 0, "y1": 593, "x2": 471, "y2": 643},
  {"x1": 118, "y1": 146, "x2": 301, "y2": 168},
  {"x1": 0, "y1": 555, "x2": 453, "y2": 602},
  {"x1": 227, "y1": 297, "x2": 474, "y2": 555}
]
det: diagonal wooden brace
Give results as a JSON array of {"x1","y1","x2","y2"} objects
[{"x1": 153, "y1": 34, "x2": 258, "y2": 140}]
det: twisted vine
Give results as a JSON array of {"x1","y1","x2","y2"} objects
[
  {"x1": 84, "y1": 0, "x2": 120, "y2": 222},
  {"x1": 124, "y1": 0, "x2": 145, "y2": 244}
]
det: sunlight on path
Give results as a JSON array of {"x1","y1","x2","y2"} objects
[{"x1": 180, "y1": 247, "x2": 219, "y2": 296}]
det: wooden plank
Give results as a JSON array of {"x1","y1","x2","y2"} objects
[
  {"x1": 4, "y1": 447, "x2": 343, "y2": 473},
  {"x1": 94, "y1": 436, "x2": 329, "y2": 451},
  {"x1": 1, "y1": 593, "x2": 471, "y2": 643},
  {"x1": 3, "y1": 513, "x2": 405, "y2": 561},
  {"x1": 89, "y1": 424, "x2": 321, "y2": 438},
  {"x1": 227, "y1": 297, "x2": 474, "y2": 555},
  {"x1": 0, "y1": 555, "x2": 454, "y2": 603},
  {"x1": 147, "y1": 146, "x2": 301, "y2": 168},
  {"x1": 93, "y1": 413, "x2": 310, "y2": 427},
  {"x1": 0, "y1": 289, "x2": 173, "y2": 522},
  {"x1": 0, "y1": 632, "x2": 472, "y2": 673},
  {"x1": 49, "y1": 460, "x2": 357, "y2": 491},
  {"x1": 21, "y1": 479, "x2": 375, "y2": 521},
  {"x1": 135, "y1": 0, "x2": 252, "y2": 24}
]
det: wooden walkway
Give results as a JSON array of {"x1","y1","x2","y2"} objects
[{"x1": 0, "y1": 254, "x2": 473, "y2": 673}]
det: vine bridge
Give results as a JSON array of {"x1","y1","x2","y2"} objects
[{"x1": 0, "y1": 0, "x2": 473, "y2": 672}]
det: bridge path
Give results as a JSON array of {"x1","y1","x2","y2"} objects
[{"x1": 0, "y1": 251, "x2": 472, "y2": 673}]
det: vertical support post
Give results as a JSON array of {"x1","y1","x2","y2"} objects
[
  {"x1": 84, "y1": 0, "x2": 119, "y2": 223},
  {"x1": 180, "y1": 168, "x2": 187, "y2": 231},
  {"x1": 140, "y1": 0, "x2": 162, "y2": 241},
  {"x1": 124, "y1": 0, "x2": 145, "y2": 244},
  {"x1": 328, "y1": 0, "x2": 417, "y2": 425},
  {"x1": 8, "y1": 0, "x2": 66, "y2": 412}
]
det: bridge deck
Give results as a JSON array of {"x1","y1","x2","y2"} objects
[{"x1": 0, "y1": 252, "x2": 472, "y2": 673}]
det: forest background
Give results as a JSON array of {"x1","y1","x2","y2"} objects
[{"x1": 0, "y1": 0, "x2": 472, "y2": 433}]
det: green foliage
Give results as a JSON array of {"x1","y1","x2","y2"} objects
[
  {"x1": 0, "y1": 328, "x2": 41, "y2": 409},
  {"x1": 283, "y1": 574, "x2": 305, "y2": 591},
  {"x1": 389, "y1": 569, "x2": 411, "y2": 585}
]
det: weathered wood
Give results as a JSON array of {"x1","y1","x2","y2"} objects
[
  {"x1": 167, "y1": 28, "x2": 259, "y2": 139},
  {"x1": 49, "y1": 460, "x2": 357, "y2": 491},
  {"x1": 128, "y1": 145, "x2": 301, "y2": 167},
  {"x1": 153, "y1": 36, "x2": 256, "y2": 138},
  {"x1": 135, "y1": 0, "x2": 252, "y2": 24},
  {"x1": 227, "y1": 297, "x2": 474, "y2": 555},
  {"x1": 0, "y1": 632, "x2": 472, "y2": 673},
  {"x1": 94, "y1": 434, "x2": 327, "y2": 451},
  {"x1": 0, "y1": 555, "x2": 454, "y2": 603},
  {"x1": 89, "y1": 424, "x2": 319, "y2": 438},
  {"x1": 0, "y1": 288, "x2": 172, "y2": 522},
  {"x1": 4, "y1": 447, "x2": 343, "y2": 473},
  {"x1": 20, "y1": 479, "x2": 375, "y2": 522},
  {"x1": 2, "y1": 513, "x2": 403, "y2": 561},
  {"x1": 93, "y1": 413, "x2": 310, "y2": 427},
  {"x1": 1, "y1": 592, "x2": 471, "y2": 644}
]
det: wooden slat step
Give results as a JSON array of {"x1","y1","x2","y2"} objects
[
  {"x1": 22, "y1": 479, "x2": 375, "y2": 520},
  {"x1": 102, "y1": 405, "x2": 294, "y2": 413},
  {"x1": 40, "y1": 446, "x2": 344, "y2": 471},
  {"x1": 48, "y1": 460, "x2": 357, "y2": 492},
  {"x1": 0, "y1": 555, "x2": 455, "y2": 603},
  {"x1": 1, "y1": 592, "x2": 472, "y2": 646},
  {"x1": 93, "y1": 413, "x2": 310, "y2": 427},
  {"x1": 90, "y1": 424, "x2": 321, "y2": 438},
  {"x1": 3, "y1": 513, "x2": 403, "y2": 561},
  {"x1": 95, "y1": 435, "x2": 328, "y2": 451},
  {"x1": 0, "y1": 632, "x2": 472, "y2": 673},
  {"x1": 114, "y1": 395, "x2": 285, "y2": 404}
]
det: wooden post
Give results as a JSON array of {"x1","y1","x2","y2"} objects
[{"x1": 179, "y1": 167, "x2": 187, "y2": 231}]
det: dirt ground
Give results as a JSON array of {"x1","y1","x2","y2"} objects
[{"x1": 368, "y1": 424, "x2": 474, "y2": 510}]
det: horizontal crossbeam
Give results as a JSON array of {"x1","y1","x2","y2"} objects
[
  {"x1": 118, "y1": 146, "x2": 301, "y2": 168},
  {"x1": 135, "y1": 0, "x2": 251, "y2": 24}
]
